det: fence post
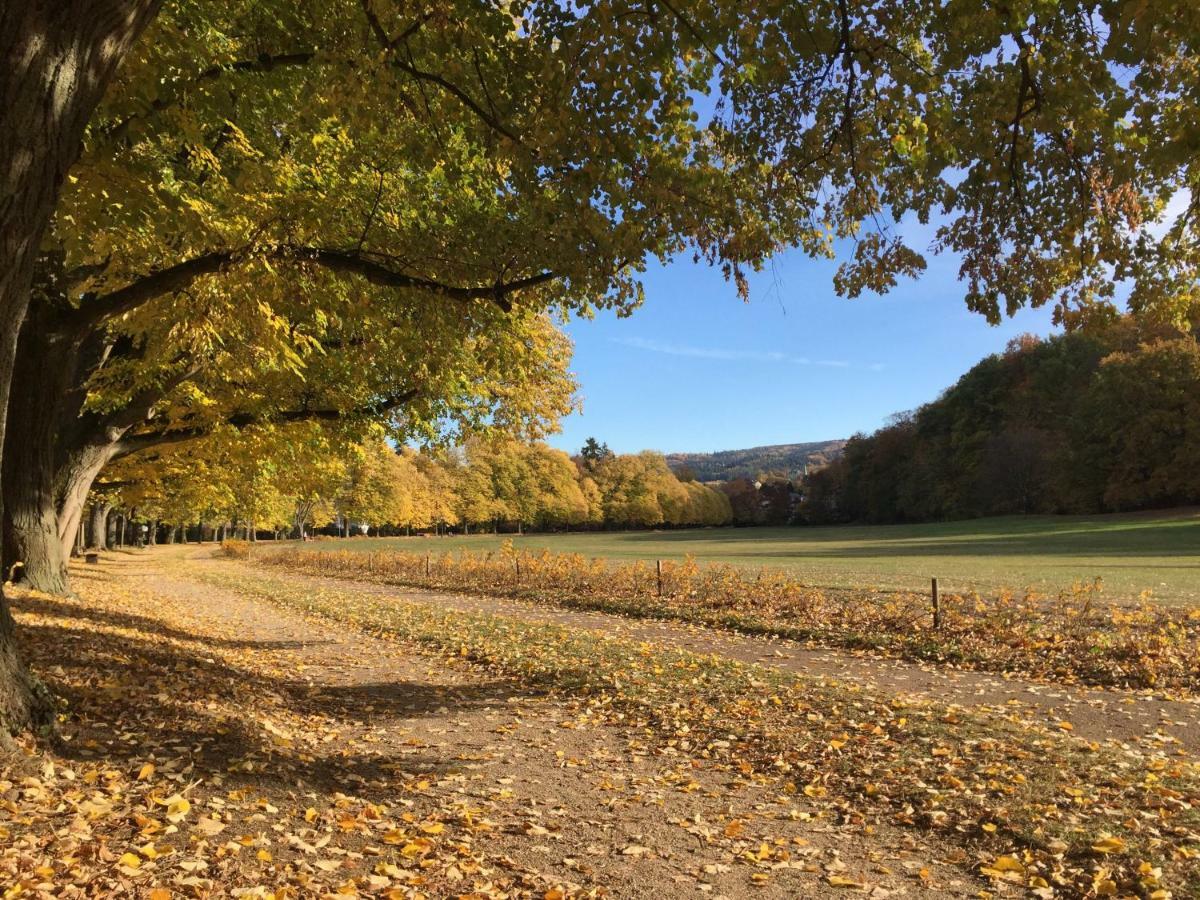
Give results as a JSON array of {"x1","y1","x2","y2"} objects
[
  {"x1": 656, "y1": 559, "x2": 663, "y2": 598},
  {"x1": 367, "y1": 552, "x2": 374, "y2": 575},
  {"x1": 931, "y1": 577, "x2": 941, "y2": 630},
  {"x1": 425, "y1": 553, "x2": 431, "y2": 580},
  {"x1": 515, "y1": 557, "x2": 521, "y2": 584}
]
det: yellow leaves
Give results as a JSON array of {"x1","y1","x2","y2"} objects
[
  {"x1": 304, "y1": 807, "x2": 319, "y2": 823},
  {"x1": 194, "y1": 816, "x2": 226, "y2": 837},
  {"x1": 117, "y1": 852, "x2": 142, "y2": 870},
  {"x1": 400, "y1": 838, "x2": 433, "y2": 859},
  {"x1": 137, "y1": 762, "x2": 155, "y2": 781},
  {"x1": 980, "y1": 855, "x2": 1024, "y2": 881},
  {"x1": 160, "y1": 794, "x2": 191, "y2": 823},
  {"x1": 148, "y1": 890, "x2": 171, "y2": 900},
  {"x1": 723, "y1": 819, "x2": 744, "y2": 838},
  {"x1": 1092, "y1": 835, "x2": 1127, "y2": 855}
]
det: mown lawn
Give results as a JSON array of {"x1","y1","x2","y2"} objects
[{"x1": 311, "y1": 509, "x2": 1200, "y2": 604}]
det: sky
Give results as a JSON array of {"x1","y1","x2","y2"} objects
[{"x1": 546, "y1": 236, "x2": 1059, "y2": 456}]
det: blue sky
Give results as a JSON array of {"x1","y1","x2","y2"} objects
[{"x1": 546, "y1": 239, "x2": 1059, "y2": 456}]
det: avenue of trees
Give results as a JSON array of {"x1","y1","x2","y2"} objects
[
  {"x1": 1, "y1": 0, "x2": 1197, "y2": 736},
  {"x1": 801, "y1": 317, "x2": 1200, "y2": 524},
  {"x1": 95, "y1": 434, "x2": 734, "y2": 542}
]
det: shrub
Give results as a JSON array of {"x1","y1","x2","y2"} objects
[{"x1": 218, "y1": 539, "x2": 250, "y2": 559}]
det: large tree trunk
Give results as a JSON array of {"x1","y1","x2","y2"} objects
[
  {"x1": 1, "y1": 305, "x2": 76, "y2": 595},
  {"x1": 0, "y1": 0, "x2": 163, "y2": 736},
  {"x1": 1, "y1": 301, "x2": 118, "y2": 594}
]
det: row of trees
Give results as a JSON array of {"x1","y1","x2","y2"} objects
[
  {"x1": 801, "y1": 318, "x2": 1200, "y2": 523},
  {"x1": 98, "y1": 433, "x2": 734, "y2": 539}
]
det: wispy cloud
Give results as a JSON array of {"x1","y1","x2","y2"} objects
[{"x1": 612, "y1": 336, "x2": 875, "y2": 370}]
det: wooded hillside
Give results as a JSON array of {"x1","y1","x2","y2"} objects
[
  {"x1": 666, "y1": 440, "x2": 845, "y2": 482},
  {"x1": 802, "y1": 317, "x2": 1200, "y2": 523}
]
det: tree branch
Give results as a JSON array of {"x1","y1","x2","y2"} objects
[
  {"x1": 656, "y1": 0, "x2": 725, "y2": 66},
  {"x1": 75, "y1": 245, "x2": 558, "y2": 331},
  {"x1": 111, "y1": 388, "x2": 421, "y2": 460},
  {"x1": 105, "y1": 52, "x2": 318, "y2": 142},
  {"x1": 99, "y1": 363, "x2": 204, "y2": 440}
]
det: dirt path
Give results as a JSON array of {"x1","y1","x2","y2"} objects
[
  {"x1": 203, "y1": 551, "x2": 1200, "y2": 752},
  {"x1": 14, "y1": 547, "x2": 975, "y2": 898}
]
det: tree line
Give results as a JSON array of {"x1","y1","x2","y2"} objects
[
  {"x1": 89, "y1": 431, "x2": 734, "y2": 544},
  {"x1": 801, "y1": 317, "x2": 1200, "y2": 524}
]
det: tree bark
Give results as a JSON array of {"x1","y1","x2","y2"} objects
[
  {"x1": 90, "y1": 503, "x2": 112, "y2": 550},
  {"x1": 0, "y1": 0, "x2": 162, "y2": 734},
  {"x1": 1, "y1": 304, "x2": 79, "y2": 594}
]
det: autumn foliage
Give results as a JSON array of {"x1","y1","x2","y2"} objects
[{"x1": 260, "y1": 547, "x2": 1200, "y2": 694}]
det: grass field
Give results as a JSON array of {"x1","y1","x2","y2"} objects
[{"x1": 314, "y1": 509, "x2": 1200, "y2": 604}]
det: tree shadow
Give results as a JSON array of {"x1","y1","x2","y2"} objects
[
  {"x1": 12, "y1": 602, "x2": 529, "y2": 802},
  {"x1": 611, "y1": 519, "x2": 1200, "y2": 560},
  {"x1": 14, "y1": 593, "x2": 324, "y2": 651}
]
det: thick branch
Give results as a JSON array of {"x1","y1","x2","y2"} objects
[
  {"x1": 110, "y1": 388, "x2": 420, "y2": 460},
  {"x1": 99, "y1": 363, "x2": 203, "y2": 439},
  {"x1": 75, "y1": 245, "x2": 558, "y2": 331}
]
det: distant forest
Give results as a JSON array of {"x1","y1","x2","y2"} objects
[
  {"x1": 666, "y1": 441, "x2": 844, "y2": 482},
  {"x1": 801, "y1": 317, "x2": 1200, "y2": 524}
]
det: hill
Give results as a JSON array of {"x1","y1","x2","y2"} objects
[{"x1": 665, "y1": 440, "x2": 845, "y2": 482}]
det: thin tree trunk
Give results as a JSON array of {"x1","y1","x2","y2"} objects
[{"x1": 96, "y1": 503, "x2": 112, "y2": 550}]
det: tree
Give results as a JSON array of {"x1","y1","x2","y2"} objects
[
  {"x1": 976, "y1": 427, "x2": 1058, "y2": 515},
  {"x1": 579, "y1": 438, "x2": 614, "y2": 472},
  {"x1": 798, "y1": 317, "x2": 1200, "y2": 524},
  {"x1": 525, "y1": 445, "x2": 590, "y2": 529},
  {"x1": 1078, "y1": 338, "x2": 1200, "y2": 510},
  {"x1": 337, "y1": 437, "x2": 409, "y2": 535}
]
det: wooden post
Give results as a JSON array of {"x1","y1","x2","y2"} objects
[
  {"x1": 931, "y1": 577, "x2": 941, "y2": 630},
  {"x1": 425, "y1": 553, "x2": 431, "y2": 580},
  {"x1": 515, "y1": 557, "x2": 521, "y2": 584},
  {"x1": 656, "y1": 559, "x2": 663, "y2": 597},
  {"x1": 367, "y1": 552, "x2": 374, "y2": 575}
]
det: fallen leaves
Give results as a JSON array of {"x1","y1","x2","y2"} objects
[
  {"x1": 199, "y1": 561, "x2": 1200, "y2": 897},
  {"x1": 260, "y1": 545, "x2": 1200, "y2": 694},
  {"x1": 6, "y1": 548, "x2": 1200, "y2": 900}
]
